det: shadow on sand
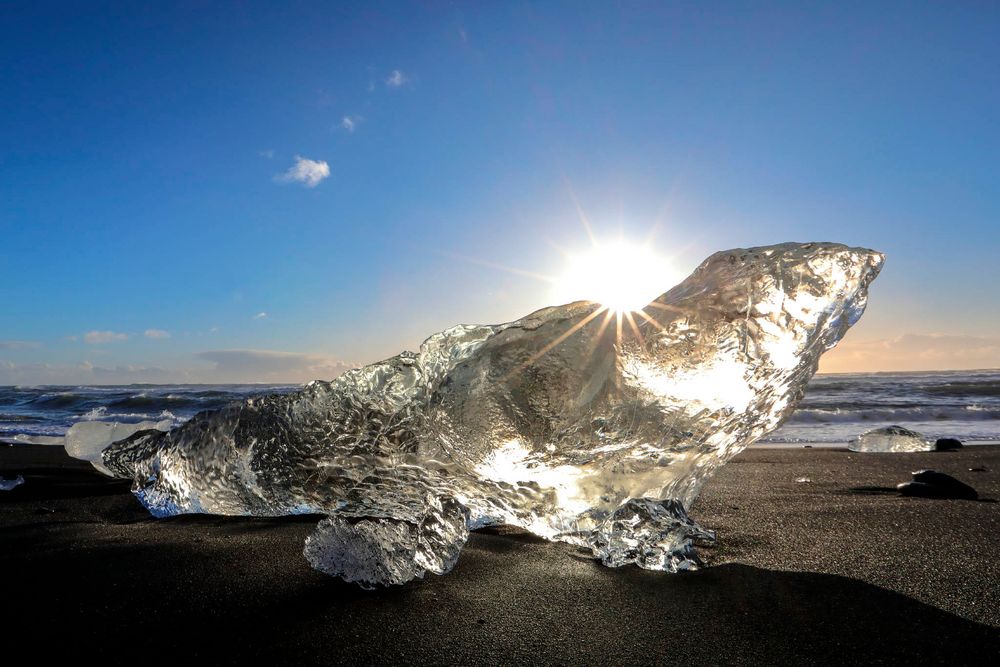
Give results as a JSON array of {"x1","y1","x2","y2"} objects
[
  {"x1": 846, "y1": 486, "x2": 996, "y2": 503},
  {"x1": 3, "y1": 446, "x2": 998, "y2": 664},
  {"x1": 1, "y1": 512, "x2": 998, "y2": 665}
]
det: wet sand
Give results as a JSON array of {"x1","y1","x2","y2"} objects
[{"x1": 1, "y1": 444, "x2": 998, "y2": 665}]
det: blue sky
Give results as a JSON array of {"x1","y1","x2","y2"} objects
[{"x1": 1, "y1": 1, "x2": 998, "y2": 383}]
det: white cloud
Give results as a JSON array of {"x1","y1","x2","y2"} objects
[
  {"x1": 196, "y1": 349, "x2": 356, "y2": 383},
  {"x1": 340, "y1": 115, "x2": 363, "y2": 132},
  {"x1": 144, "y1": 329, "x2": 170, "y2": 339},
  {"x1": 821, "y1": 333, "x2": 1000, "y2": 373},
  {"x1": 259, "y1": 149, "x2": 274, "y2": 159},
  {"x1": 385, "y1": 69, "x2": 407, "y2": 87},
  {"x1": 0, "y1": 340, "x2": 40, "y2": 350},
  {"x1": 253, "y1": 312, "x2": 268, "y2": 320},
  {"x1": 83, "y1": 331, "x2": 128, "y2": 344},
  {"x1": 275, "y1": 156, "x2": 330, "y2": 187}
]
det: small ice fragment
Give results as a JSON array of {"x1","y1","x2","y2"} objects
[
  {"x1": 795, "y1": 477, "x2": 812, "y2": 483},
  {"x1": 0, "y1": 475, "x2": 25, "y2": 491},
  {"x1": 64, "y1": 419, "x2": 172, "y2": 475},
  {"x1": 848, "y1": 425, "x2": 933, "y2": 453}
]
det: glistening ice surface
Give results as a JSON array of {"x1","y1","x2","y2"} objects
[
  {"x1": 848, "y1": 425, "x2": 933, "y2": 453},
  {"x1": 0, "y1": 475, "x2": 25, "y2": 492},
  {"x1": 102, "y1": 242, "x2": 883, "y2": 587}
]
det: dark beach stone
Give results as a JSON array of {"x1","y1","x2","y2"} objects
[
  {"x1": 934, "y1": 438, "x2": 963, "y2": 451},
  {"x1": 896, "y1": 469, "x2": 978, "y2": 500},
  {"x1": 896, "y1": 481, "x2": 938, "y2": 497}
]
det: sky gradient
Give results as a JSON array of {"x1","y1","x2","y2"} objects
[{"x1": 2, "y1": 1, "x2": 998, "y2": 384}]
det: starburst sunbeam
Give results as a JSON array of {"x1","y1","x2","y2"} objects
[{"x1": 502, "y1": 305, "x2": 608, "y2": 383}]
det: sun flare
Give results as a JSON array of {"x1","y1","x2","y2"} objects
[{"x1": 552, "y1": 240, "x2": 676, "y2": 314}]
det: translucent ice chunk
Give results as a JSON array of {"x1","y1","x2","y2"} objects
[
  {"x1": 65, "y1": 419, "x2": 172, "y2": 475},
  {"x1": 848, "y1": 425, "x2": 933, "y2": 453},
  {"x1": 0, "y1": 475, "x2": 25, "y2": 491},
  {"x1": 103, "y1": 242, "x2": 883, "y2": 586}
]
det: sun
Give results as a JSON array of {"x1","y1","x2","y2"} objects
[{"x1": 551, "y1": 240, "x2": 675, "y2": 314}]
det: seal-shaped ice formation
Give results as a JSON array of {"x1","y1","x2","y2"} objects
[{"x1": 102, "y1": 242, "x2": 883, "y2": 587}]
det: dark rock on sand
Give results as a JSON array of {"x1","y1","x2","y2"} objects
[
  {"x1": 897, "y1": 469, "x2": 978, "y2": 500},
  {"x1": 935, "y1": 438, "x2": 964, "y2": 451}
]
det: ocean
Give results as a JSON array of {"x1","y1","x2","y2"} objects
[
  {"x1": 762, "y1": 369, "x2": 1000, "y2": 444},
  {"x1": 1, "y1": 370, "x2": 998, "y2": 446}
]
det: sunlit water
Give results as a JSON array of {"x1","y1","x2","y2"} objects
[
  {"x1": 4, "y1": 371, "x2": 998, "y2": 447},
  {"x1": 763, "y1": 369, "x2": 1000, "y2": 444}
]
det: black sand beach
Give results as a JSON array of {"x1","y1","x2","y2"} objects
[{"x1": 2, "y1": 444, "x2": 998, "y2": 665}]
